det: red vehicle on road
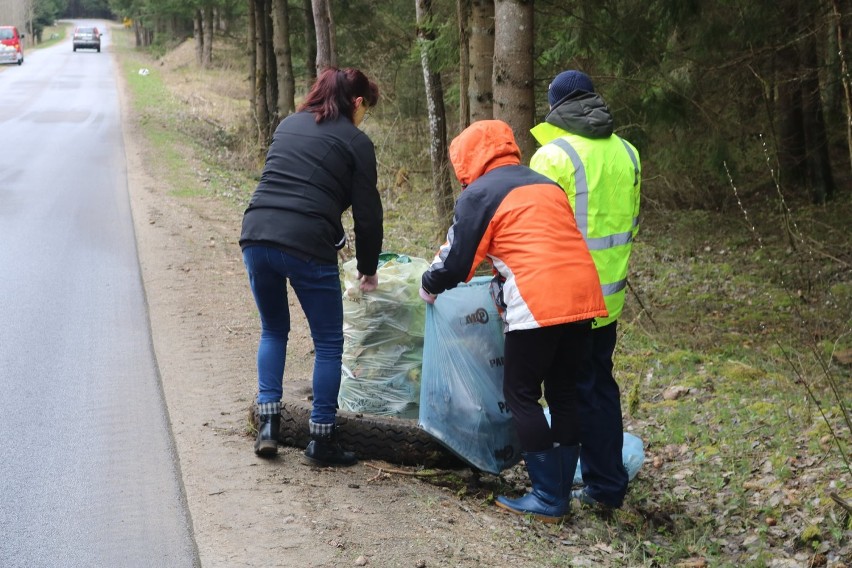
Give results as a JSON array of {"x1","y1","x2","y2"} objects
[{"x1": 0, "y1": 26, "x2": 24, "y2": 65}]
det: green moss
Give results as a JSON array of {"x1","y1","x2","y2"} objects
[
  {"x1": 746, "y1": 401, "x2": 775, "y2": 417},
  {"x1": 626, "y1": 380, "x2": 641, "y2": 416},
  {"x1": 721, "y1": 361, "x2": 766, "y2": 382},
  {"x1": 661, "y1": 349, "x2": 704, "y2": 367},
  {"x1": 800, "y1": 524, "x2": 822, "y2": 545},
  {"x1": 679, "y1": 373, "x2": 707, "y2": 388},
  {"x1": 643, "y1": 399, "x2": 680, "y2": 411},
  {"x1": 829, "y1": 281, "x2": 852, "y2": 299},
  {"x1": 695, "y1": 445, "x2": 720, "y2": 459}
]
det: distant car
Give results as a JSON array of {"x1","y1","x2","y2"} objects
[
  {"x1": 0, "y1": 25, "x2": 24, "y2": 65},
  {"x1": 73, "y1": 26, "x2": 100, "y2": 52}
]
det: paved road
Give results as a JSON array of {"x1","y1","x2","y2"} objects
[{"x1": 0, "y1": 25, "x2": 198, "y2": 567}]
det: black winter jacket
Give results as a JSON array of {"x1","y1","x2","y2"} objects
[
  {"x1": 545, "y1": 92, "x2": 614, "y2": 139},
  {"x1": 240, "y1": 111, "x2": 383, "y2": 276}
]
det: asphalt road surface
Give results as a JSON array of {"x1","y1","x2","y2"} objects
[{"x1": 0, "y1": 25, "x2": 198, "y2": 567}]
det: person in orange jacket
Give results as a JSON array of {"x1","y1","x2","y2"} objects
[{"x1": 420, "y1": 120, "x2": 607, "y2": 522}]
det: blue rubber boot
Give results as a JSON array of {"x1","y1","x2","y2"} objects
[{"x1": 495, "y1": 447, "x2": 568, "y2": 523}]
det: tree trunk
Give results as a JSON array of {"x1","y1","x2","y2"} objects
[
  {"x1": 801, "y1": 12, "x2": 836, "y2": 203},
  {"x1": 777, "y1": 85, "x2": 806, "y2": 188},
  {"x1": 202, "y1": 3, "x2": 214, "y2": 68},
  {"x1": 457, "y1": 0, "x2": 471, "y2": 129},
  {"x1": 302, "y1": 0, "x2": 318, "y2": 88},
  {"x1": 777, "y1": 1, "x2": 807, "y2": 188},
  {"x1": 416, "y1": 0, "x2": 455, "y2": 229},
  {"x1": 194, "y1": 10, "x2": 203, "y2": 66},
  {"x1": 254, "y1": 0, "x2": 271, "y2": 146},
  {"x1": 312, "y1": 0, "x2": 336, "y2": 72},
  {"x1": 469, "y1": 0, "x2": 494, "y2": 121},
  {"x1": 133, "y1": 20, "x2": 143, "y2": 47},
  {"x1": 273, "y1": 0, "x2": 296, "y2": 118},
  {"x1": 825, "y1": 2, "x2": 842, "y2": 122},
  {"x1": 831, "y1": 0, "x2": 852, "y2": 176},
  {"x1": 265, "y1": 0, "x2": 279, "y2": 129},
  {"x1": 248, "y1": 0, "x2": 257, "y2": 119},
  {"x1": 493, "y1": 0, "x2": 535, "y2": 162}
]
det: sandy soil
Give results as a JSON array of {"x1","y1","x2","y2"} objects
[{"x1": 115, "y1": 50, "x2": 582, "y2": 568}]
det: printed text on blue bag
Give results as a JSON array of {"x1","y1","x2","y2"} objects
[{"x1": 461, "y1": 308, "x2": 490, "y2": 325}]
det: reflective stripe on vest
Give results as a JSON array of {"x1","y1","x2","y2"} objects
[
  {"x1": 602, "y1": 279, "x2": 627, "y2": 296},
  {"x1": 549, "y1": 137, "x2": 635, "y2": 296},
  {"x1": 620, "y1": 138, "x2": 639, "y2": 187},
  {"x1": 550, "y1": 138, "x2": 589, "y2": 237}
]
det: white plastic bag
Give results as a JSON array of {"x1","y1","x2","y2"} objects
[{"x1": 338, "y1": 253, "x2": 429, "y2": 418}]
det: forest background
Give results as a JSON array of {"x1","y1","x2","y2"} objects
[
  {"x1": 10, "y1": 0, "x2": 852, "y2": 565},
  {"x1": 6, "y1": 1, "x2": 850, "y2": 208}
]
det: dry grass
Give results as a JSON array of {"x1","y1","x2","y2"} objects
[
  {"x1": 148, "y1": 34, "x2": 448, "y2": 260},
  {"x1": 158, "y1": 38, "x2": 251, "y2": 123}
]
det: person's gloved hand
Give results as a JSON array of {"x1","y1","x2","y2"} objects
[
  {"x1": 419, "y1": 287, "x2": 437, "y2": 304},
  {"x1": 356, "y1": 271, "x2": 379, "y2": 292}
]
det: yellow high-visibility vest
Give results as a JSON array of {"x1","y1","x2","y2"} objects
[{"x1": 530, "y1": 122, "x2": 641, "y2": 328}]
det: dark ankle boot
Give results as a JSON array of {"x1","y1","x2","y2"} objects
[
  {"x1": 254, "y1": 413, "x2": 280, "y2": 457},
  {"x1": 495, "y1": 446, "x2": 569, "y2": 523},
  {"x1": 303, "y1": 430, "x2": 357, "y2": 467}
]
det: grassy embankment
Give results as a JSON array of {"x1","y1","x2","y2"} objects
[
  {"x1": 112, "y1": 23, "x2": 852, "y2": 567},
  {"x1": 34, "y1": 22, "x2": 69, "y2": 49}
]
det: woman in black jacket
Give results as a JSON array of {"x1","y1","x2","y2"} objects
[{"x1": 240, "y1": 67, "x2": 383, "y2": 466}]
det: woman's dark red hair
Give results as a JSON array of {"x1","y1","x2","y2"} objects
[{"x1": 298, "y1": 67, "x2": 380, "y2": 123}]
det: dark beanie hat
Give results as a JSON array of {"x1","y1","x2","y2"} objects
[{"x1": 548, "y1": 70, "x2": 595, "y2": 106}]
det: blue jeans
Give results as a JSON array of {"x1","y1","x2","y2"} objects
[{"x1": 242, "y1": 246, "x2": 343, "y2": 425}]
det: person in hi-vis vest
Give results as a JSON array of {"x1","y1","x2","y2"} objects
[{"x1": 530, "y1": 70, "x2": 641, "y2": 509}]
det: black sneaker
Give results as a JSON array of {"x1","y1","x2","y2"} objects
[{"x1": 303, "y1": 434, "x2": 357, "y2": 467}]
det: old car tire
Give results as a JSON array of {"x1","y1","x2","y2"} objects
[{"x1": 249, "y1": 382, "x2": 462, "y2": 468}]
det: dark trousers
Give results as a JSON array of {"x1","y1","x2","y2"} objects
[
  {"x1": 502, "y1": 322, "x2": 594, "y2": 453},
  {"x1": 577, "y1": 321, "x2": 628, "y2": 507}
]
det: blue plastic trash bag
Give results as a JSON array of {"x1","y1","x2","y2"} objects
[
  {"x1": 543, "y1": 407, "x2": 645, "y2": 483},
  {"x1": 418, "y1": 276, "x2": 522, "y2": 474},
  {"x1": 613, "y1": 432, "x2": 645, "y2": 483}
]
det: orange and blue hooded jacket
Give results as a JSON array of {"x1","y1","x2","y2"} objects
[{"x1": 421, "y1": 120, "x2": 607, "y2": 331}]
